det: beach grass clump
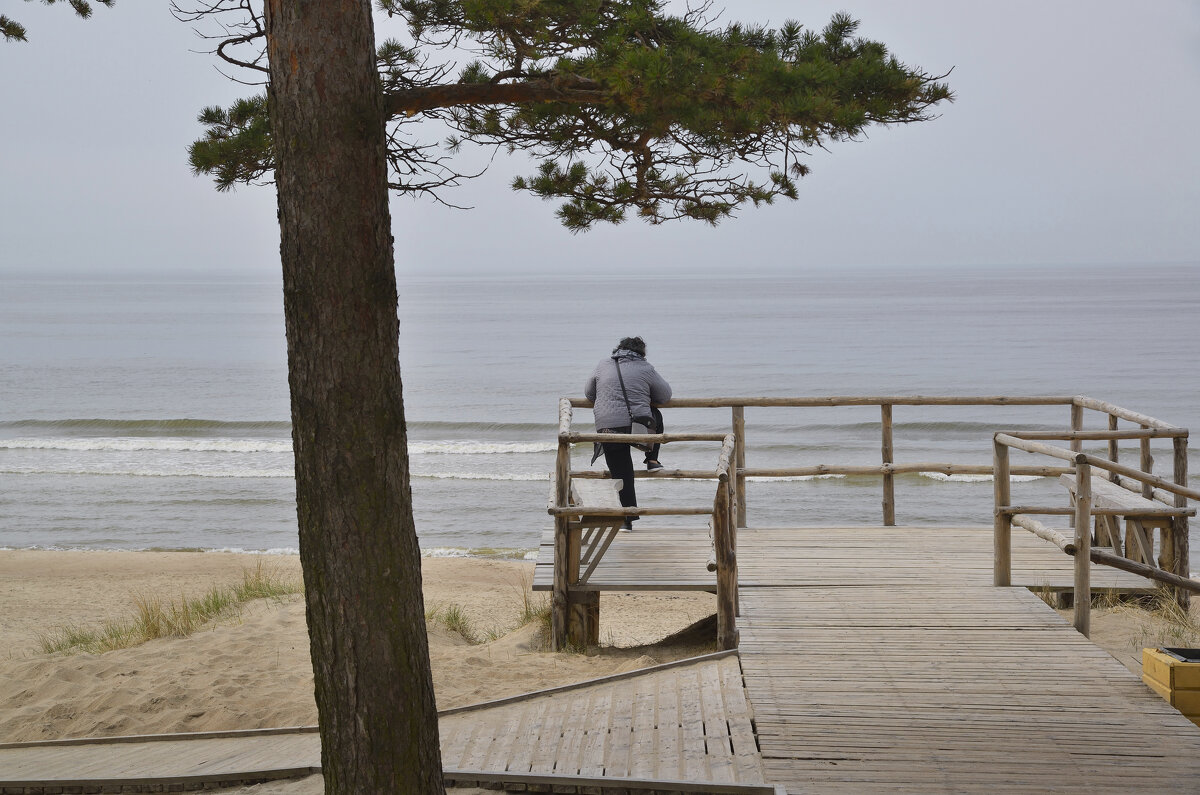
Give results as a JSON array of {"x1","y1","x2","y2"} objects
[
  {"x1": 1114, "y1": 591, "x2": 1200, "y2": 655},
  {"x1": 425, "y1": 602, "x2": 480, "y2": 644},
  {"x1": 235, "y1": 561, "x2": 302, "y2": 601},
  {"x1": 510, "y1": 569, "x2": 553, "y2": 648},
  {"x1": 513, "y1": 570, "x2": 550, "y2": 629},
  {"x1": 37, "y1": 621, "x2": 142, "y2": 656},
  {"x1": 37, "y1": 562, "x2": 303, "y2": 656}
]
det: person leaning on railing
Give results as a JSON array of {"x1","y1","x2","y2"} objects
[{"x1": 584, "y1": 336, "x2": 673, "y2": 529}]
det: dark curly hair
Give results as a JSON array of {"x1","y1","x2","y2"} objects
[{"x1": 613, "y1": 336, "x2": 646, "y2": 356}]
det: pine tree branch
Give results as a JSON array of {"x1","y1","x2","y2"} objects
[{"x1": 384, "y1": 76, "x2": 607, "y2": 116}]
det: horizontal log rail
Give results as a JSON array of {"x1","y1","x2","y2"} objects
[
  {"x1": 570, "y1": 395, "x2": 1079, "y2": 409},
  {"x1": 1012, "y1": 515, "x2": 1076, "y2": 553},
  {"x1": 994, "y1": 434, "x2": 1081, "y2": 462},
  {"x1": 1090, "y1": 547, "x2": 1200, "y2": 594},
  {"x1": 1073, "y1": 395, "x2": 1182, "y2": 431},
  {"x1": 739, "y1": 463, "x2": 1071, "y2": 478},
  {"x1": 1012, "y1": 515, "x2": 1200, "y2": 595},
  {"x1": 715, "y1": 434, "x2": 736, "y2": 481},
  {"x1": 996, "y1": 434, "x2": 1200, "y2": 502},
  {"x1": 1002, "y1": 428, "x2": 1188, "y2": 441},
  {"x1": 564, "y1": 431, "x2": 729, "y2": 444},
  {"x1": 572, "y1": 469, "x2": 720, "y2": 480},
  {"x1": 573, "y1": 463, "x2": 1073, "y2": 480},
  {"x1": 998, "y1": 505, "x2": 1193, "y2": 518},
  {"x1": 549, "y1": 505, "x2": 714, "y2": 517}
]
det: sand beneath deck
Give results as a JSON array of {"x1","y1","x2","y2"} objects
[{"x1": 0, "y1": 549, "x2": 1196, "y2": 793}]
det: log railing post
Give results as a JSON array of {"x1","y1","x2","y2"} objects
[
  {"x1": 551, "y1": 401, "x2": 572, "y2": 651},
  {"x1": 1140, "y1": 427, "x2": 1154, "y2": 500},
  {"x1": 1107, "y1": 414, "x2": 1120, "y2": 484},
  {"x1": 733, "y1": 406, "x2": 747, "y2": 528},
  {"x1": 1069, "y1": 402, "x2": 1083, "y2": 530},
  {"x1": 993, "y1": 437, "x2": 1012, "y2": 586},
  {"x1": 881, "y1": 403, "x2": 895, "y2": 526},
  {"x1": 714, "y1": 480, "x2": 738, "y2": 649},
  {"x1": 1172, "y1": 436, "x2": 1191, "y2": 609},
  {"x1": 728, "y1": 476, "x2": 740, "y2": 618},
  {"x1": 1073, "y1": 456, "x2": 1092, "y2": 637}
]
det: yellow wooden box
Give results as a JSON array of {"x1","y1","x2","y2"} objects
[{"x1": 1143, "y1": 648, "x2": 1200, "y2": 725}]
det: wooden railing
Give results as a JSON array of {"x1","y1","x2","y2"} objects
[
  {"x1": 568, "y1": 395, "x2": 1083, "y2": 528},
  {"x1": 552, "y1": 395, "x2": 1194, "y2": 649},
  {"x1": 550, "y1": 397, "x2": 737, "y2": 650},
  {"x1": 993, "y1": 402, "x2": 1196, "y2": 637}
]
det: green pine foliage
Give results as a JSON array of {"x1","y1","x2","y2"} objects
[
  {"x1": 189, "y1": 1, "x2": 952, "y2": 228},
  {"x1": 3, "y1": 0, "x2": 114, "y2": 43},
  {"x1": 188, "y1": 95, "x2": 274, "y2": 191}
]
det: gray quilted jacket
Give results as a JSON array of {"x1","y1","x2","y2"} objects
[{"x1": 584, "y1": 350, "x2": 672, "y2": 430}]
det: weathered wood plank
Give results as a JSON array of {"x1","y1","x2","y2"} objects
[{"x1": 738, "y1": 583, "x2": 1200, "y2": 793}]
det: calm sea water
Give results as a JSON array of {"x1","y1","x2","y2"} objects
[{"x1": 1, "y1": 265, "x2": 1197, "y2": 569}]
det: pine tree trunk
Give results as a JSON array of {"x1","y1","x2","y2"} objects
[{"x1": 263, "y1": 1, "x2": 444, "y2": 791}]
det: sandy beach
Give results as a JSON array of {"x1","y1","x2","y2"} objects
[
  {"x1": 1, "y1": 549, "x2": 1196, "y2": 793},
  {"x1": 0, "y1": 550, "x2": 718, "y2": 792}
]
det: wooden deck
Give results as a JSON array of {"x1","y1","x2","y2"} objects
[
  {"x1": 529, "y1": 524, "x2": 1200, "y2": 792},
  {"x1": 739, "y1": 585, "x2": 1200, "y2": 793},
  {"x1": 0, "y1": 727, "x2": 321, "y2": 790},
  {"x1": 0, "y1": 654, "x2": 774, "y2": 794},
  {"x1": 533, "y1": 524, "x2": 1158, "y2": 594},
  {"x1": 440, "y1": 651, "x2": 769, "y2": 791}
]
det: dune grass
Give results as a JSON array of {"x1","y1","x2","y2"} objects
[
  {"x1": 37, "y1": 562, "x2": 303, "y2": 656},
  {"x1": 1121, "y1": 591, "x2": 1200, "y2": 652},
  {"x1": 425, "y1": 602, "x2": 481, "y2": 644},
  {"x1": 426, "y1": 569, "x2": 553, "y2": 646}
]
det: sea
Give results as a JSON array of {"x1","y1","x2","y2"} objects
[{"x1": 2, "y1": 264, "x2": 1198, "y2": 570}]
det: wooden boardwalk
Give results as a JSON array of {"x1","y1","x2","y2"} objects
[
  {"x1": 0, "y1": 654, "x2": 773, "y2": 794},
  {"x1": 0, "y1": 728, "x2": 321, "y2": 791},
  {"x1": 440, "y1": 651, "x2": 769, "y2": 791},
  {"x1": 740, "y1": 585, "x2": 1200, "y2": 793},
  {"x1": 532, "y1": 524, "x2": 1200, "y2": 792}
]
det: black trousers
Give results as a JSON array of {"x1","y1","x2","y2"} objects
[{"x1": 600, "y1": 407, "x2": 664, "y2": 513}]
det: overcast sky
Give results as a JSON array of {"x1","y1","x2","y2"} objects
[{"x1": 2, "y1": 1, "x2": 1198, "y2": 277}]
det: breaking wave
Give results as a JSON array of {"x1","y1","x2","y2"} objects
[{"x1": 919, "y1": 472, "x2": 1043, "y2": 483}]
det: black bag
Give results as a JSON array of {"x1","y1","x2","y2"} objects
[{"x1": 630, "y1": 415, "x2": 656, "y2": 437}]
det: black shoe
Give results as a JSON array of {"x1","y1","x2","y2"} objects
[
  {"x1": 645, "y1": 460, "x2": 663, "y2": 471},
  {"x1": 621, "y1": 518, "x2": 634, "y2": 532}
]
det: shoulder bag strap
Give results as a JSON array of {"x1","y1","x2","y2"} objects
[{"x1": 612, "y1": 356, "x2": 636, "y2": 424}]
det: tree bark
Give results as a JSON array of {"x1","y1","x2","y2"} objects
[{"x1": 263, "y1": 0, "x2": 443, "y2": 791}]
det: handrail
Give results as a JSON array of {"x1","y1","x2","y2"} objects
[
  {"x1": 570, "y1": 394, "x2": 1182, "y2": 528},
  {"x1": 996, "y1": 434, "x2": 1200, "y2": 502},
  {"x1": 1002, "y1": 428, "x2": 1188, "y2": 441},
  {"x1": 564, "y1": 431, "x2": 729, "y2": 444},
  {"x1": 994, "y1": 425, "x2": 1193, "y2": 638},
  {"x1": 548, "y1": 505, "x2": 714, "y2": 517},
  {"x1": 715, "y1": 434, "x2": 736, "y2": 482},
  {"x1": 570, "y1": 395, "x2": 1079, "y2": 408},
  {"x1": 740, "y1": 463, "x2": 1071, "y2": 477},
  {"x1": 1073, "y1": 395, "x2": 1183, "y2": 431},
  {"x1": 1014, "y1": 515, "x2": 1200, "y2": 594},
  {"x1": 550, "y1": 429, "x2": 737, "y2": 650}
]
